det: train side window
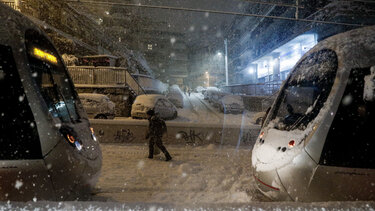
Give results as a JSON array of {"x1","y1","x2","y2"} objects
[
  {"x1": 0, "y1": 45, "x2": 42, "y2": 160},
  {"x1": 321, "y1": 67, "x2": 375, "y2": 169},
  {"x1": 24, "y1": 29, "x2": 80, "y2": 123}
]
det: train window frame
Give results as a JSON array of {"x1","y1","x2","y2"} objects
[
  {"x1": 320, "y1": 67, "x2": 375, "y2": 169},
  {"x1": 265, "y1": 49, "x2": 338, "y2": 131},
  {"x1": 0, "y1": 44, "x2": 43, "y2": 160},
  {"x1": 24, "y1": 29, "x2": 81, "y2": 123}
]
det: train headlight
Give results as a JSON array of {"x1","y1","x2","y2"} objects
[
  {"x1": 90, "y1": 127, "x2": 97, "y2": 142},
  {"x1": 66, "y1": 134, "x2": 83, "y2": 151},
  {"x1": 66, "y1": 134, "x2": 75, "y2": 144},
  {"x1": 288, "y1": 140, "x2": 295, "y2": 148},
  {"x1": 75, "y1": 141, "x2": 83, "y2": 151}
]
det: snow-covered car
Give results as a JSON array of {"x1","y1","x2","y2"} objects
[
  {"x1": 218, "y1": 95, "x2": 245, "y2": 113},
  {"x1": 195, "y1": 86, "x2": 206, "y2": 93},
  {"x1": 166, "y1": 84, "x2": 184, "y2": 108},
  {"x1": 203, "y1": 87, "x2": 220, "y2": 100},
  {"x1": 78, "y1": 93, "x2": 115, "y2": 119},
  {"x1": 131, "y1": 94, "x2": 178, "y2": 120},
  {"x1": 207, "y1": 89, "x2": 228, "y2": 108}
]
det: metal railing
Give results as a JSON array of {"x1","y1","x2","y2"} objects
[
  {"x1": 1, "y1": 1, "x2": 16, "y2": 10},
  {"x1": 222, "y1": 81, "x2": 282, "y2": 96},
  {"x1": 67, "y1": 66, "x2": 145, "y2": 95}
]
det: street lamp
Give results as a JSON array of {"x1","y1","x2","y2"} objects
[{"x1": 205, "y1": 71, "x2": 210, "y2": 87}]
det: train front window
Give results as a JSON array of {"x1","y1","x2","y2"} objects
[
  {"x1": 268, "y1": 49, "x2": 338, "y2": 131},
  {"x1": 25, "y1": 30, "x2": 79, "y2": 123}
]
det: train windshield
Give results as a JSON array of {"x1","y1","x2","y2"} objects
[
  {"x1": 267, "y1": 49, "x2": 338, "y2": 131},
  {"x1": 25, "y1": 30, "x2": 80, "y2": 123}
]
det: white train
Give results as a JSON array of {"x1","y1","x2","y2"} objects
[
  {"x1": 0, "y1": 4, "x2": 102, "y2": 201},
  {"x1": 252, "y1": 26, "x2": 375, "y2": 201}
]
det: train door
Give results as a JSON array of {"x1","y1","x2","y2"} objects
[
  {"x1": 0, "y1": 44, "x2": 55, "y2": 200},
  {"x1": 308, "y1": 67, "x2": 375, "y2": 201}
]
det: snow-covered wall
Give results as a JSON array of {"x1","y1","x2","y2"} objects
[{"x1": 90, "y1": 119, "x2": 260, "y2": 146}]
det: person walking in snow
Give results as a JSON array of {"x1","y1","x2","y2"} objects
[{"x1": 145, "y1": 109, "x2": 172, "y2": 161}]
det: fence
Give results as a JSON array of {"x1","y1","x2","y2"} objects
[
  {"x1": 67, "y1": 66, "x2": 145, "y2": 95},
  {"x1": 222, "y1": 81, "x2": 282, "y2": 96},
  {"x1": 1, "y1": 1, "x2": 16, "y2": 10}
]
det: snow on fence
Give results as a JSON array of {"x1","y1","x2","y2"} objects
[
  {"x1": 90, "y1": 119, "x2": 261, "y2": 146},
  {"x1": 222, "y1": 81, "x2": 282, "y2": 96},
  {"x1": 1, "y1": 1, "x2": 17, "y2": 10},
  {"x1": 67, "y1": 66, "x2": 145, "y2": 95}
]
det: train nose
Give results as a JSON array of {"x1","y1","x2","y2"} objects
[{"x1": 252, "y1": 167, "x2": 292, "y2": 201}]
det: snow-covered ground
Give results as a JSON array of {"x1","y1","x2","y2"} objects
[
  {"x1": 92, "y1": 143, "x2": 261, "y2": 204},
  {"x1": 175, "y1": 93, "x2": 256, "y2": 125},
  {"x1": 2, "y1": 143, "x2": 374, "y2": 210}
]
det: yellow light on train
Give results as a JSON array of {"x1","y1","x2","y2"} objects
[{"x1": 33, "y1": 48, "x2": 58, "y2": 64}]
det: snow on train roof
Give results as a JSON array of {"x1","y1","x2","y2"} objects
[{"x1": 301, "y1": 25, "x2": 375, "y2": 69}]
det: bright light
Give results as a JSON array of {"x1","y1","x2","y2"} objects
[
  {"x1": 105, "y1": 11, "x2": 110, "y2": 15},
  {"x1": 252, "y1": 33, "x2": 317, "y2": 78},
  {"x1": 217, "y1": 52, "x2": 222, "y2": 56},
  {"x1": 33, "y1": 48, "x2": 57, "y2": 64},
  {"x1": 247, "y1": 66, "x2": 254, "y2": 74},
  {"x1": 205, "y1": 71, "x2": 208, "y2": 74}
]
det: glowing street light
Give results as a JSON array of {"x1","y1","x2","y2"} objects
[{"x1": 205, "y1": 71, "x2": 210, "y2": 87}]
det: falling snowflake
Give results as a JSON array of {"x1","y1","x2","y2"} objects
[
  {"x1": 137, "y1": 160, "x2": 145, "y2": 169},
  {"x1": 170, "y1": 37, "x2": 176, "y2": 44},
  {"x1": 14, "y1": 180, "x2": 23, "y2": 190}
]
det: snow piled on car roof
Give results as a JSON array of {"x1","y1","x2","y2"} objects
[
  {"x1": 78, "y1": 93, "x2": 109, "y2": 101},
  {"x1": 134, "y1": 94, "x2": 166, "y2": 107}
]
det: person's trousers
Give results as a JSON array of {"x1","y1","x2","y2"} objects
[{"x1": 148, "y1": 136, "x2": 171, "y2": 159}]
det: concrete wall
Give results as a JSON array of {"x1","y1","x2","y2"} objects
[
  {"x1": 242, "y1": 96, "x2": 268, "y2": 112},
  {"x1": 90, "y1": 120, "x2": 261, "y2": 147}
]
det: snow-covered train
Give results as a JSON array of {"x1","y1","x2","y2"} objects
[
  {"x1": 252, "y1": 26, "x2": 375, "y2": 201},
  {"x1": 0, "y1": 4, "x2": 102, "y2": 201}
]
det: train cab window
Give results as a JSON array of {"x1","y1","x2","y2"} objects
[
  {"x1": 24, "y1": 30, "x2": 80, "y2": 123},
  {"x1": 0, "y1": 45, "x2": 42, "y2": 160},
  {"x1": 321, "y1": 68, "x2": 375, "y2": 169},
  {"x1": 267, "y1": 49, "x2": 338, "y2": 131}
]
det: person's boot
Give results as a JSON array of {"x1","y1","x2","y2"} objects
[
  {"x1": 148, "y1": 145, "x2": 154, "y2": 159},
  {"x1": 165, "y1": 152, "x2": 172, "y2": 161}
]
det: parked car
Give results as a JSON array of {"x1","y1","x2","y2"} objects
[
  {"x1": 131, "y1": 94, "x2": 178, "y2": 120},
  {"x1": 218, "y1": 94, "x2": 245, "y2": 113},
  {"x1": 167, "y1": 84, "x2": 184, "y2": 108},
  {"x1": 203, "y1": 87, "x2": 220, "y2": 100},
  {"x1": 195, "y1": 86, "x2": 206, "y2": 93},
  {"x1": 78, "y1": 93, "x2": 115, "y2": 119},
  {"x1": 206, "y1": 89, "x2": 228, "y2": 108}
]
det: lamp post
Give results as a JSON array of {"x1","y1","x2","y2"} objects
[
  {"x1": 224, "y1": 39, "x2": 228, "y2": 86},
  {"x1": 206, "y1": 71, "x2": 210, "y2": 87}
]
